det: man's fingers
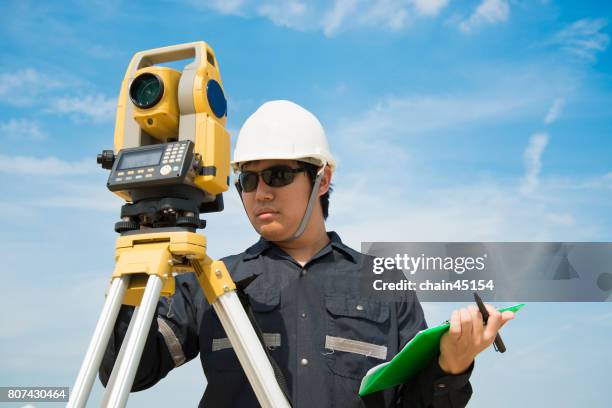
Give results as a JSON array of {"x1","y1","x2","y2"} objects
[
  {"x1": 468, "y1": 305, "x2": 483, "y2": 345},
  {"x1": 460, "y1": 307, "x2": 473, "y2": 343},
  {"x1": 483, "y1": 304, "x2": 502, "y2": 340},
  {"x1": 449, "y1": 305, "x2": 516, "y2": 349},
  {"x1": 499, "y1": 311, "x2": 515, "y2": 328},
  {"x1": 449, "y1": 310, "x2": 462, "y2": 340}
]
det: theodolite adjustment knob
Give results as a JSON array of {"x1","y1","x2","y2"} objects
[
  {"x1": 176, "y1": 216, "x2": 206, "y2": 230},
  {"x1": 114, "y1": 220, "x2": 140, "y2": 233}
]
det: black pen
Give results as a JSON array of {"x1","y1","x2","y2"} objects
[{"x1": 473, "y1": 292, "x2": 506, "y2": 353}]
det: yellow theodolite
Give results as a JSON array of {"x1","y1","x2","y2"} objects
[{"x1": 68, "y1": 42, "x2": 290, "y2": 408}]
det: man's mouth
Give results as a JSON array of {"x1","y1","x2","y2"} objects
[{"x1": 255, "y1": 208, "x2": 279, "y2": 219}]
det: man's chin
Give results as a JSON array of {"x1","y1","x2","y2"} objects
[{"x1": 257, "y1": 223, "x2": 292, "y2": 242}]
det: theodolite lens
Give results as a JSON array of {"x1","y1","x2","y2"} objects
[{"x1": 129, "y1": 73, "x2": 164, "y2": 109}]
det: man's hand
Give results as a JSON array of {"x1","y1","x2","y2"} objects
[{"x1": 438, "y1": 304, "x2": 515, "y2": 374}]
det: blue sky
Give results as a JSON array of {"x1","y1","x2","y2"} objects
[{"x1": 0, "y1": 0, "x2": 611, "y2": 406}]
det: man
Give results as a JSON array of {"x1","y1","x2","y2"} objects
[{"x1": 100, "y1": 100, "x2": 514, "y2": 407}]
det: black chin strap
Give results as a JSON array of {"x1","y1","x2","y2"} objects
[{"x1": 286, "y1": 165, "x2": 325, "y2": 241}]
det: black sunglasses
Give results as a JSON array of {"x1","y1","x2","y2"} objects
[{"x1": 238, "y1": 165, "x2": 306, "y2": 193}]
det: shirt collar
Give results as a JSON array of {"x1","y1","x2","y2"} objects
[
  {"x1": 243, "y1": 236, "x2": 272, "y2": 261},
  {"x1": 242, "y1": 230, "x2": 358, "y2": 264},
  {"x1": 326, "y1": 231, "x2": 358, "y2": 263}
]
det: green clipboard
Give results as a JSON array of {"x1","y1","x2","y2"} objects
[{"x1": 359, "y1": 303, "x2": 525, "y2": 396}]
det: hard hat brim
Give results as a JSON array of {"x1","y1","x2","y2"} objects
[{"x1": 231, "y1": 152, "x2": 335, "y2": 172}]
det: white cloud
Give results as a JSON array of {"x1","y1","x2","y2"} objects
[
  {"x1": 333, "y1": 93, "x2": 533, "y2": 142},
  {"x1": 547, "y1": 18, "x2": 610, "y2": 62},
  {"x1": 411, "y1": 0, "x2": 448, "y2": 17},
  {"x1": 328, "y1": 63, "x2": 576, "y2": 150},
  {"x1": 331, "y1": 176, "x2": 598, "y2": 248},
  {"x1": 323, "y1": 92, "x2": 611, "y2": 247},
  {"x1": 188, "y1": 0, "x2": 451, "y2": 36},
  {"x1": 0, "y1": 154, "x2": 121, "y2": 214},
  {"x1": 520, "y1": 133, "x2": 548, "y2": 195},
  {"x1": 46, "y1": 94, "x2": 117, "y2": 123},
  {"x1": 0, "y1": 154, "x2": 96, "y2": 176},
  {"x1": 189, "y1": 0, "x2": 246, "y2": 15},
  {"x1": 323, "y1": 0, "x2": 359, "y2": 36},
  {"x1": 459, "y1": 0, "x2": 509, "y2": 33},
  {"x1": 575, "y1": 172, "x2": 612, "y2": 190},
  {"x1": 544, "y1": 97, "x2": 565, "y2": 124},
  {"x1": 0, "y1": 119, "x2": 47, "y2": 141},
  {"x1": 257, "y1": 0, "x2": 308, "y2": 29},
  {"x1": 0, "y1": 68, "x2": 64, "y2": 107},
  {"x1": 0, "y1": 68, "x2": 114, "y2": 123},
  {"x1": 358, "y1": 1, "x2": 411, "y2": 31}
]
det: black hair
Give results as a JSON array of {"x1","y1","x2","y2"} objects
[{"x1": 301, "y1": 162, "x2": 332, "y2": 220}]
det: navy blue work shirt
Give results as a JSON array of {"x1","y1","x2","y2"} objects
[{"x1": 100, "y1": 231, "x2": 473, "y2": 407}]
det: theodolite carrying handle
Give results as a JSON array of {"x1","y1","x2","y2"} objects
[{"x1": 128, "y1": 41, "x2": 214, "y2": 73}]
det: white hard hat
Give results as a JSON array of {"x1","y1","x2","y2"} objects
[{"x1": 232, "y1": 100, "x2": 336, "y2": 172}]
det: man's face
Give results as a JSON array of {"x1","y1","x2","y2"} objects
[{"x1": 240, "y1": 159, "x2": 312, "y2": 242}]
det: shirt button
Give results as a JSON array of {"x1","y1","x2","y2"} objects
[
  {"x1": 300, "y1": 269, "x2": 307, "y2": 276},
  {"x1": 301, "y1": 313, "x2": 307, "y2": 319},
  {"x1": 437, "y1": 383, "x2": 447, "y2": 389},
  {"x1": 300, "y1": 358, "x2": 309, "y2": 366},
  {"x1": 356, "y1": 304, "x2": 364, "y2": 311}
]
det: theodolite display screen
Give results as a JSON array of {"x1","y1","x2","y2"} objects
[
  {"x1": 117, "y1": 148, "x2": 163, "y2": 170},
  {"x1": 107, "y1": 140, "x2": 193, "y2": 192}
]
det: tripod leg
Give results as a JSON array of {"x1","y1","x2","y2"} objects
[
  {"x1": 68, "y1": 275, "x2": 130, "y2": 408},
  {"x1": 103, "y1": 274, "x2": 163, "y2": 408},
  {"x1": 100, "y1": 303, "x2": 139, "y2": 406},
  {"x1": 213, "y1": 291, "x2": 291, "y2": 408},
  {"x1": 193, "y1": 258, "x2": 290, "y2": 408}
]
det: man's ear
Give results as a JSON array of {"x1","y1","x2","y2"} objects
[{"x1": 318, "y1": 166, "x2": 332, "y2": 197}]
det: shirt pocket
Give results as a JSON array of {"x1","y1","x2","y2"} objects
[
  {"x1": 324, "y1": 296, "x2": 390, "y2": 380},
  {"x1": 203, "y1": 287, "x2": 282, "y2": 373}
]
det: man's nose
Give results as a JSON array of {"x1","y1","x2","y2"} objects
[{"x1": 254, "y1": 176, "x2": 274, "y2": 201}]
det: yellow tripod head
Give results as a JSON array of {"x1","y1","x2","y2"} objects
[{"x1": 97, "y1": 42, "x2": 230, "y2": 232}]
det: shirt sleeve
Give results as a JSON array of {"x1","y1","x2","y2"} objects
[
  {"x1": 98, "y1": 272, "x2": 207, "y2": 392},
  {"x1": 396, "y1": 290, "x2": 473, "y2": 408}
]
